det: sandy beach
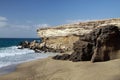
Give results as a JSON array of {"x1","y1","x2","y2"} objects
[
  {"x1": 0, "y1": 57, "x2": 120, "y2": 80},
  {"x1": 0, "y1": 64, "x2": 17, "y2": 76},
  {"x1": 0, "y1": 0, "x2": 120, "y2": 79}
]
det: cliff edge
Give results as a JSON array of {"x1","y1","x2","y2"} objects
[
  {"x1": 36, "y1": 18, "x2": 120, "y2": 53},
  {"x1": 19, "y1": 18, "x2": 120, "y2": 62},
  {"x1": 37, "y1": 18, "x2": 120, "y2": 38}
]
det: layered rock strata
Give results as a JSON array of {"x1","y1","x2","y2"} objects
[
  {"x1": 37, "y1": 18, "x2": 120, "y2": 38},
  {"x1": 19, "y1": 35, "x2": 79, "y2": 53},
  {"x1": 36, "y1": 18, "x2": 120, "y2": 53}
]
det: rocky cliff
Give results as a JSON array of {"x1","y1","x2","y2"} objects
[
  {"x1": 37, "y1": 18, "x2": 120, "y2": 38},
  {"x1": 36, "y1": 18, "x2": 120, "y2": 53},
  {"x1": 19, "y1": 18, "x2": 120, "y2": 62},
  {"x1": 53, "y1": 25, "x2": 120, "y2": 62}
]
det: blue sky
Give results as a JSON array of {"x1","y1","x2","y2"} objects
[{"x1": 0, "y1": 0, "x2": 120, "y2": 38}]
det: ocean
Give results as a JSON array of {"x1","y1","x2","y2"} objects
[{"x1": 0, "y1": 38, "x2": 55, "y2": 68}]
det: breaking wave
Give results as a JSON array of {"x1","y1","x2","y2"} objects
[{"x1": 0, "y1": 46, "x2": 55, "y2": 68}]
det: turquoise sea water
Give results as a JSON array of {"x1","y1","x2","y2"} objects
[{"x1": 0, "y1": 38, "x2": 55, "y2": 68}]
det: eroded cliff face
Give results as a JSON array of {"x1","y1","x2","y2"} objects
[
  {"x1": 19, "y1": 18, "x2": 120, "y2": 62},
  {"x1": 36, "y1": 18, "x2": 120, "y2": 53},
  {"x1": 37, "y1": 35, "x2": 79, "y2": 53},
  {"x1": 19, "y1": 35, "x2": 79, "y2": 53},
  {"x1": 37, "y1": 18, "x2": 120, "y2": 38},
  {"x1": 53, "y1": 25, "x2": 120, "y2": 62}
]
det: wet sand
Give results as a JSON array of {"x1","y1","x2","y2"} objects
[
  {"x1": 0, "y1": 64, "x2": 17, "y2": 76},
  {"x1": 0, "y1": 57, "x2": 120, "y2": 80}
]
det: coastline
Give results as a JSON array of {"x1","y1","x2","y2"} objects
[
  {"x1": 0, "y1": 57, "x2": 120, "y2": 80},
  {"x1": 1, "y1": 19, "x2": 120, "y2": 80},
  {"x1": 0, "y1": 54, "x2": 55, "y2": 76}
]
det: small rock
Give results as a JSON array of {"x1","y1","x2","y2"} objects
[{"x1": 53, "y1": 54, "x2": 70, "y2": 60}]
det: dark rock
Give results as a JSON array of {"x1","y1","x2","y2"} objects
[
  {"x1": 29, "y1": 40, "x2": 38, "y2": 49},
  {"x1": 69, "y1": 41, "x2": 93, "y2": 62},
  {"x1": 52, "y1": 25, "x2": 120, "y2": 62},
  {"x1": 34, "y1": 49, "x2": 41, "y2": 53},
  {"x1": 91, "y1": 25, "x2": 120, "y2": 62},
  {"x1": 19, "y1": 41, "x2": 30, "y2": 48},
  {"x1": 53, "y1": 54, "x2": 70, "y2": 60}
]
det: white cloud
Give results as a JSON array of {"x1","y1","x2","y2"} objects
[
  {"x1": 0, "y1": 21, "x2": 8, "y2": 27},
  {"x1": 0, "y1": 24, "x2": 38, "y2": 38},
  {"x1": 0, "y1": 16, "x2": 8, "y2": 28},
  {"x1": 1, "y1": 23, "x2": 50, "y2": 38},
  {"x1": 0, "y1": 16, "x2": 50, "y2": 38},
  {"x1": 0, "y1": 16, "x2": 8, "y2": 21}
]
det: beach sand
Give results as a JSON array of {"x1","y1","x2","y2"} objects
[
  {"x1": 0, "y1": 64, "x2": 17, "y2": 76},
  {"x1": 0, "y1": 57, "x2": 120, "y2": 80}
]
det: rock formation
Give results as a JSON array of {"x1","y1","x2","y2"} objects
[
  {"x1": 53, "y1": 25, "x2": 120, "y2": 62},
  {"x1": 18, "y1": 36, "x2": 79, "y2": 53},
  {"x1": 18, "y1": 41, "x2": 30, "y2": 49},
  {"x1": 37, "y1": 18, "x2": 120, "y2": 53},
  {"x1": 19, "y1": 18, "x2": 120, "y2": 62},
  {"x1": 37, "y1": 18, "x2": 120, "y2": 38}
]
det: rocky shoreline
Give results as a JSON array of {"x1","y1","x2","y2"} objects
[
  {"x1": 18, "y1": 36, "x2": 78, "y2": 53},
  {"x1": 19, "y1": 18, "x2": 120, "y2": 62}
]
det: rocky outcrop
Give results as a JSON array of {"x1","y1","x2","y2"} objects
[
  {"x1": 19, "y1": 18, "x2": 120, "y2": 62},
  {"x1": 18, "y1": 40, "x2": 40, "y2": 50},
  {"x1": 38, "y1": 35, "x2": 79, "y2": 53},
  {"x1": 37, "y1": 18, "x2": 120, "y2": 38},
  {"x1": 69, "y1": 41, "x2": 93, "y2": 62},
  {"x1": 18, "y1": 41, "x2": 30, "y2": 49},
  {"x1": 36, "y1": 18, "x2": 120, "y2": 53},
  {"x1": 18, "y1": 35, "x2": 79, "y2": 53},
  {"x1": 53, "y1": 25, "x2": 120, "y2": 62},
  {"x1": 90, "y1": 25, "x2": 120, "y2": 62}
]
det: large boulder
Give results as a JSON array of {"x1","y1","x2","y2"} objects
[
  {"x1": 29, "y1": 40, "x2": 38, "y2": 49},
  {"x1": 53, "y1": 54, "x2": 70, "y2": 60},
  {"x1": 91, "y1": 25, "x2": 120, "y2": 62},
  {"x1": 69, "y1": 41, "x2": 93, "y2": 62}
]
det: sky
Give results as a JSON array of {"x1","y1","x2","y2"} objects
[{"x1": 0, "y1": 0, "x2": 120, "y2": 38}]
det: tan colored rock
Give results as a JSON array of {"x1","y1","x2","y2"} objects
[
  {"x1": 37, "y1": 18, "x2": 120, "y2": 38},
  {"x1": 35, "y1": 18, "x2": 120, "y2": 53},
  {"x1": 38, "y1": 35, "x2": 79, "y2": 53},
  {"x1": 29, "y1": 40, "x2": 38, "y2": 49}
]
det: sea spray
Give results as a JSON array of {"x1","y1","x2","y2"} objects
[{"x1": 0, "y1": 46, "x2": 56, "y2": 68}]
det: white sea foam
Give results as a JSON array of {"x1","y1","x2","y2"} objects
[
  {"x1": 0, "y1": 46, "x2": 56, "y2": 68},
  {"x1": 0, "y1": 46, "x2": 34, "y2": 57}
]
